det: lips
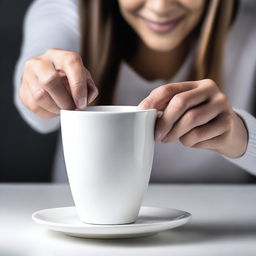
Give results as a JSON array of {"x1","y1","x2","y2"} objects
[{"x1": 141, "y1": 16, "x2": 184, "y2": 34}]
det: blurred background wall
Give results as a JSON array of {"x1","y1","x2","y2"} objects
[{"x1": 0, "y1": 0, "x2": 57, "y2": 182}]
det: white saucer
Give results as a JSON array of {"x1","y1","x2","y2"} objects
[{"x1": 32, "y1": 206, "x2": 191, "y2": 239}]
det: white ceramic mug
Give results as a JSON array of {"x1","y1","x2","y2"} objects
[{"x1": 60, "y1": 106, "x2": 157, "y2": 224}]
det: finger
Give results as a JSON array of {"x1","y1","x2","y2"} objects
[
  {"x1": 20, "y1": 80, "x2": 58, "y2": 119},
  {"x1": 56, "y1": 64, "x2": 98, "y2": 105},
  {"x1": 44, "y1": 49, "x2": 90, "y2": 110},
  {"x1": 162, "y1": 94, "x2": 226, "y2": 143},
  {"x1": 25, "y1": 71, "x2": 60, "y2": 115},
  {"x1": 85, "y1": 71, "x2": 99, "y2": 104},
  {"x1": 192, "y1": 132, "x2": 228, "y2": 154},
  {"x1": 60, "y1": 74, "x2": 72, "y2": 96},
  {"x1": 155, "y1": 84, "x2": 217, "y2": 141},
  {"x1": 33, "y1": 60, "x2": 76, "y2": 110},
  {"x1": 179, "y1": 112, "x2": 231, "y2": 147},
  {"x1": 138, "y1": 81, "x2": 197, "y2": 110},
  {"x1": 87, "y1": 79, "x2": 98, "y2": 104}
]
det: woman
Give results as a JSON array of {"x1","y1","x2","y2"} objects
[{"x1": 14, "y1": 0, "x2": 256, "y2": 182}]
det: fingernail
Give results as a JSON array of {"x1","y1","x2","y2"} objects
[
  {"x1": 87, "y1": 79, "x2": 98, "y2": 104},
  {"x1": 137, "y1": 104, "x2": 145, "y2": 110},
  {"x1": 162, "y1": 137, "x2": 168, "y2": 143},
  {"x1": 157, "y1": 111, "x2": 163, "y2": 118},
  {"x1": 77, "y1": 97, "x2": 87, "y2": 110},
  {"x1": 87, "y1": 78, "x2": 95, "y2": 88},
  {"x1": 138, "y1": 102, "x2": 146, "y2": 110},
  {"x1": 88, "y1": 91, "x2": 98, "y2": 104}
]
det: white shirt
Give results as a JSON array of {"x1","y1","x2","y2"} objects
[{"x1": 14, "y1": 0, "x2": 256, "y2": 182}]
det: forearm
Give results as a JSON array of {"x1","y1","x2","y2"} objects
[{"x1": 13, "y1": 0, "x2": 80, "y2": 133}]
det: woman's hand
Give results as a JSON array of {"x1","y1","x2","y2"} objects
[
  {"x1": 19, "y1": 48, "x2": 99, "y2": 118},
  {"x1": 138, "y1": 79, "x2": 248, "y2": 158}
]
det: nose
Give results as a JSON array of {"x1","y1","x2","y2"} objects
[{"x1": 146, "y1": 0, "x2": 175, "y2": 17}]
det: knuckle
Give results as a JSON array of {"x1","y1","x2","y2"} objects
[
  {"x1": 216, "y1": 93, "x2": 228, "y2": 105},
  {"x1": 171, "y1": 95, "x2": 187, "y2": 110},
  {"x1": 24, "y1": 57, "x2": 40, "y2": 70},
  {"x1": 39, "y1": 72, "x2": 59, "y2": 88},
  {"x1": 204, "y1": 78, "x2": 216, "y2": 87},
  {"x1": 203, "y1": 78, "x2": 218, "y2": 91},
  {"x1": 32, "y1": 88, "x2": 48, "y2": 102},
  {"x1": 151, "y1": 85, "x2": 169, "y2": 99},
  {"x1": 64, "y1": 52, "x2": 82, "y2": 65},
  {"x1": 184, "y1": 110, "x2": 197, "y2": 124},
  {"x1": 158, "y1": 85, "x2": 169, "y2": 96}
]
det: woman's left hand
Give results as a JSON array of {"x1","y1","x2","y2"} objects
[{"x1": 138, "y1": 79, "x2": 248, "y2": 158}]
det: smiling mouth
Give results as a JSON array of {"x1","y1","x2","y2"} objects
[{"x1": 140, "y1": 16, "x2": 185, "y2": 34}]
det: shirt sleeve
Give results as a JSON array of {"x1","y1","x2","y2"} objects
[
  {"x1": 13, "y1": 0, "x2": 80, "y2": 134},
  {"x1": 223, "y1": 108, "x2": 256, "y2": 176}
]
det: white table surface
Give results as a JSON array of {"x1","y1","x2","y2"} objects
[{"x1": 1, "y1": 184, "x2": 256, "y2": 256}]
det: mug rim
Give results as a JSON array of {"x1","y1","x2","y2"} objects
[{"x1": 60, "y1": 105, "x2": 156, "y2": 114}]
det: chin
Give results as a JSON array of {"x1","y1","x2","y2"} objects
[{"x1": 142, "y1": 37, "x2": 182, "y2": 53}]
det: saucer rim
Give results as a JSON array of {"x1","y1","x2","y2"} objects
[{"x1": 32, "y1": 206, "x2": 192, "y2": 228}]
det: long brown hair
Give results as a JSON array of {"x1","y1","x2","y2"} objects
[{"x1": 79, "y1": 0, "x2": 239, "y2": 105}]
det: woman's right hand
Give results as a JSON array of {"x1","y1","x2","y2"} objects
[{"x1": 19, "y1": 48, "x2": 99, "y2": 118}]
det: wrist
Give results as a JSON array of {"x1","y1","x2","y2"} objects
[{"x1": 224, "y1": 112, "x2": 248, "y2": 158}]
